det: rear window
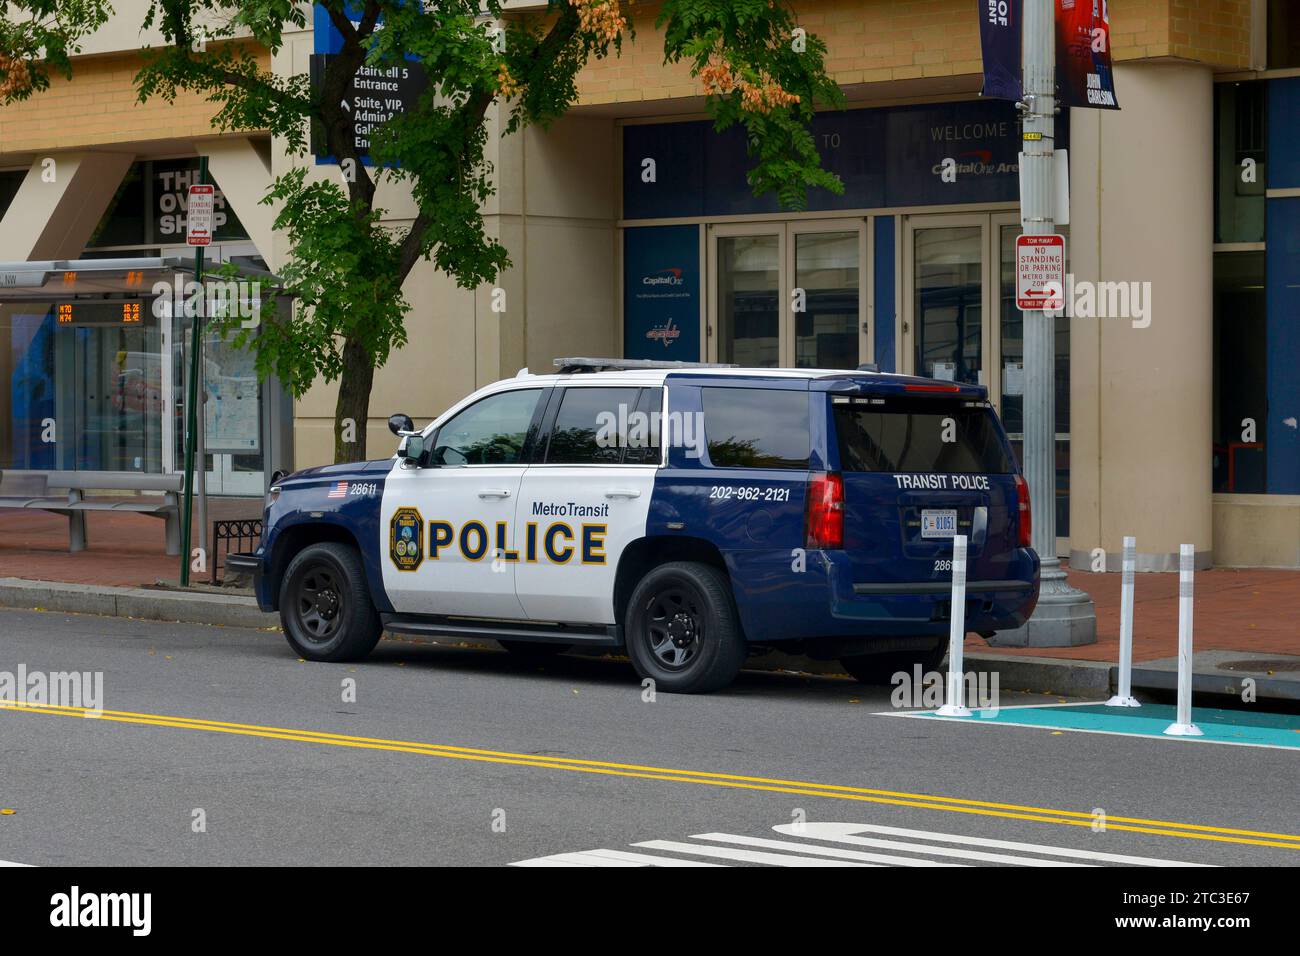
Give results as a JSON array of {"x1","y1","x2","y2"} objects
[
  {"x1": 702, "y1": 387, "x2": 810, "y2": 469},
  {"x1": 833, "y1": 399, "x2": 1013, "y2": 474}
]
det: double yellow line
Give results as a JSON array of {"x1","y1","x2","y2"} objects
[{"x1": 4, "y1": 700, "x2": 1299, "y2": 851}]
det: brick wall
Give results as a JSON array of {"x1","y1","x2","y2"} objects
[
  {"x1": 574, "y1": 0, "x2": 1256, "y2": 108},
  {"x1": 0, "y1": 45, "x2": 271, "y2": 157}
]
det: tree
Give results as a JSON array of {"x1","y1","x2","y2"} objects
[{"x1": 2, "y1": 0, "x2": 844, "y2": 462}]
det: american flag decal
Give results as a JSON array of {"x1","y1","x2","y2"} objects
[{"x1": 327, "y1": 480, "x2": 348, "y2": 499}]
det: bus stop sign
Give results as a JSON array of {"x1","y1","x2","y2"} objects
[{"x1": 1016, "y1": 233, "x2": 1065, "y2": 311}]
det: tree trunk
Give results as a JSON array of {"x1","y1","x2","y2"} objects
[{"x1": 334, "y1": 335, "x2": 376, "y2": 463}]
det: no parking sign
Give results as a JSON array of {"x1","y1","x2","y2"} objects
[{"x1": 1016, "y1": 234, "x2": 1065, "y2": 311}]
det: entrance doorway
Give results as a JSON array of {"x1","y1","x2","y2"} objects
[{"x1": 706, "y1": 220, "x2": 868, "y2": 370}]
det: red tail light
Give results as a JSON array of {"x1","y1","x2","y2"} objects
[
  {"x1": 805, "y1": 472, "x2": 844, "y2": 549},
  {"x1": 1014, "y1": 474, "x2": 1032, "y2": 548}
]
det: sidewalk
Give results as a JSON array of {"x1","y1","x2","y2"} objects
[{"x1": 2, "y1": 508, "x2": 1297, "y2": 696}]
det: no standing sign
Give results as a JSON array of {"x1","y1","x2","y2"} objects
[
  {"x1": 1016, "y1": 234, "x2": 1065, "y2": 311},
  {"x1": 186, "y1": 184, "x2": 215, "y2": 247}
]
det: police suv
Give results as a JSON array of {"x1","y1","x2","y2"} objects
[{"x1": 249, "y1": 358, "x2": 1039, "y2": 693}]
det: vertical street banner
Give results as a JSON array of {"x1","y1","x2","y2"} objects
[
  {"x1": 977, "y1": 0, "x2": 1120, "y2": 110},
  {"x1": 979, "y1": 1, "x2": 1023, "y2": 101},
  {"x1": 1056, "y1": 0, "x2": 1119, "y2": 109}
]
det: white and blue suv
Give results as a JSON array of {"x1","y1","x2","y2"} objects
[{"x1": 249, "y1": 358, "x2": 1039, "y2": 693}]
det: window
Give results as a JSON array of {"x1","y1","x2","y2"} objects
[
  {"x1": 1212, "y1": 251, "x2": 1267, "y2": 493},
  {"x1": 1268, "y1": 1, "x2": 1300, "y2": 69},
  {"x1": 702, "y1": 387, "x2": 810, "y2": 469},
  {"x1": 623, "y1": 387, "x2": 663, "y2": 464},
  {"x1": 545, "y1": 387, "x2": 642, "y2": 464},
  {"x1": 1214, "y1": 82, "x2": 1266, "y2": 245},
  {"x1": 430, "y1": 388, "x2": 542, "y2": 466},
  {"x1": 0, "y1": 170, "x2": 24, "y2": 223},
  {"x1": 833, "y1": 399, "x2": 1013, "y2": 475}
]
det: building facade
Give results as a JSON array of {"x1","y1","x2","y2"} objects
[{"x1": 1, "y1": 0, "x2": 1297, "y2": 569}]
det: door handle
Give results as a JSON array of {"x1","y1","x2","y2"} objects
[
  {"x1": 478, "y1": 489, "x2": 512, "y2": 499},
  {"x1": 604, "y1": 489, "x2": 641, "y2": 499}
]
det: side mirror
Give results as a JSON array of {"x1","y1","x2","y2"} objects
[
  {"x1": 388, "y1": 413, "x2": 415, "y2": 436},
  {"x1": 398, "y1": 433, "x2": 425, "y2": 465}
]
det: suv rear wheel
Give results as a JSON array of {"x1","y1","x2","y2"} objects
[
  {"x1": 279, "y1": 542, "x2": 383, "y2": 662},
  {"x1": 839, "y1": 639, "x2": 947, "y2": 685},
  {"x1": 625, "y1": 561, "x2": 745, "y2": 694}
]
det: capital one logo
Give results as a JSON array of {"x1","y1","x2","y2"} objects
[{"x1": 642, "y1": 267, "x2": 684, "y2": 287}]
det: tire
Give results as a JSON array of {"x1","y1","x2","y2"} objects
[
  {"x1": 839, "y1": 639, "x2": 947, "y2": 685},
  {"x1": 279, "y1": 542, "x2": 383, "y2": 662},
  {"x1": 624, "y1": 561, "x2": 745, "y2": 694},
  {"x1": 499, "y1": 640, "x2": 572, "y2": 661}
]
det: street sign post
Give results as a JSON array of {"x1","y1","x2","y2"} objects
[
  {"x1": 1016, "y1": 233, "x2": 1065, "y2": 311},
  {"x1": 179, "y1": 168, "x2": 211, "y2": 587}
]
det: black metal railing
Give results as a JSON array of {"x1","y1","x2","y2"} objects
[{"x1": 211, "y1": 518, "x2": 263, "y2": 584}]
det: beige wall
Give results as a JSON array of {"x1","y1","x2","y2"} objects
[
  {"x1": 1068, "y1": 61, "x2": 1215, "y2": 571},
  {"x1": 1213, "y1": 495, "x2": 1300, "y2": 568}
]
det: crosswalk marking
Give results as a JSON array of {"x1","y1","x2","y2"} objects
[
  {"x1": 689, "y1": 832, "x2": 966, "y2": 866},
  {"x1": 633, "y1": 839, "x2": 874, "y2": 867},
  {"x1": 774, "y1": 822, "x2": 1213, "y2": 867},
  {"x1": 509, "y1": 821, "x2": 1211, "y2": 867}
]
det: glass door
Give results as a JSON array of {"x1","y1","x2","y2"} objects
[
  {"x1": 789, "y1": 223, "x2": 866, "y2": 370},
  {"x1": 904, "y1": 214, "x2": 989, "y2": 387},
  {"x1": 708, "y1": 220, "x2": 866, "y2": 369},
  {"x1": 710, "y1": 226, "x2": 782, "y2": 367}
]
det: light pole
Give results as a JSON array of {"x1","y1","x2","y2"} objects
[{"x1": 999, "y1": 0, "x2": 1097, "y2": 646}]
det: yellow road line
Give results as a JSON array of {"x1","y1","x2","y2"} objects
[{"x1": 4, "y1": 701, "x2": 1298, "y2": 851}]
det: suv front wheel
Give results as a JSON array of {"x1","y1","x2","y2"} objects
[
  {"x1": 624, "y1": 561, "x2": 745, "y2": 694},
  {"x1": 279, "y1": 542, "x2": 383, "y2": 662}
]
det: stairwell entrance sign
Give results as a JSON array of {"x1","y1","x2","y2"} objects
[{"x1": 1016, "y1": 233, "x2": 1065, "y2": 311}]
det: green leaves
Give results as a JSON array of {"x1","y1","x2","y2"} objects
[
  {"x1": 215, "y1": 167, "x2": 410, "y2": 398},
  {"x1": 0, "y1": 0, "x2": 112, "y2": 101},
  {"x1": 658, "y1": 0, "x2": 845, "y2": 210}
]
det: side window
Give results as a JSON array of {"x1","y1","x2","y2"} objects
[
  {"x1": 545, "y1": 387, "x2": 642, "y2": 464},
  {"x1": 430, "y1": 388, "x2": 542, "y2": 466},
  {"x1": 622, "y1": 387, "x2": 663, "y2": 464},
  {"x1": 702, "y1": 386, "x2": 810, "y2": 469}
]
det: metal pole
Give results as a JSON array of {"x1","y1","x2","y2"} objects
[
  {"x1": 179, "y1": 155, "x2": 208, "y2": 587},
  {"x1": 1164, "y1": 544, "x2": 1202, "y2": 736},
  {"x1": 1000, "y1": 0, "x2": 1096, "y2": 647},
  {"x1": 937, "y1": 534, "x2": 972, "y2": 717},
  {"x1": 1106, "y1": 535, "x2": 1141, "y2": 707}
]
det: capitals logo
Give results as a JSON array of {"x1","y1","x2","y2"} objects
[{"x1": 646, "y1": 318, "x2": 682, "y2": 348}]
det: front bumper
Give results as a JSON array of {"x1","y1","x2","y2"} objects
[{"x1": 227, "y1": 552, "x2": 274, "y2": 612}]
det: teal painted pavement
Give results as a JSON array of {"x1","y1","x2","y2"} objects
[{"x1": 909, "y1": 702, "x2": 1300, "y2": 749}]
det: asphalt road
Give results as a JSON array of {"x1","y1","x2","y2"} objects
[{"x1": 0, "y1": 606, "x2": 1296, "y2": 868}]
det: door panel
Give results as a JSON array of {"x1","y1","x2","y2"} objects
[
  {"x1": 379, "y1": 387, "x2": 544, "y2": 618},
  {"x1": 912, "y1": 224, "x2": 984, "y2": 385},
  {"x1": 514, "y1": 384, "x2": 659, "y2": 624},
  {"x1": 792, "y1": 228, "x2": 862, "y2": 370},
  {"x1": 716, "y1": 233, "x2": 781, "y2": 367}
]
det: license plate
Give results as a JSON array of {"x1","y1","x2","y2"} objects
[{"x1": 921, "y1": 509, "x2": 958, "y2": 539}]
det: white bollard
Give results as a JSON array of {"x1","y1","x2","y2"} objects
[
  {"x1": 1163, "y1": 543, "x2": 1203, "y2": 737},
  {"x1": 1106, "y1": 535, "x2": 1141, "y2": 707},
  {"x1": 936, "y1": 534, "x2": 972, "y2": 717}
]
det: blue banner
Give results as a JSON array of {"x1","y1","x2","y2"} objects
[
  {"x1": 623, "y1": 226, "x2": 700, "y2": 361},
  {"x1": 978, "y1": 1, "x2": 1023, "y2": 101}
]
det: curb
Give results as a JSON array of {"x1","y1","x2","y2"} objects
[
  {"x1": 0, "y1": 576, "x2": 1120, "y2": 697},
  {"x1": 0, "y1": 577, "x2": 272, "y2": 630}
]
